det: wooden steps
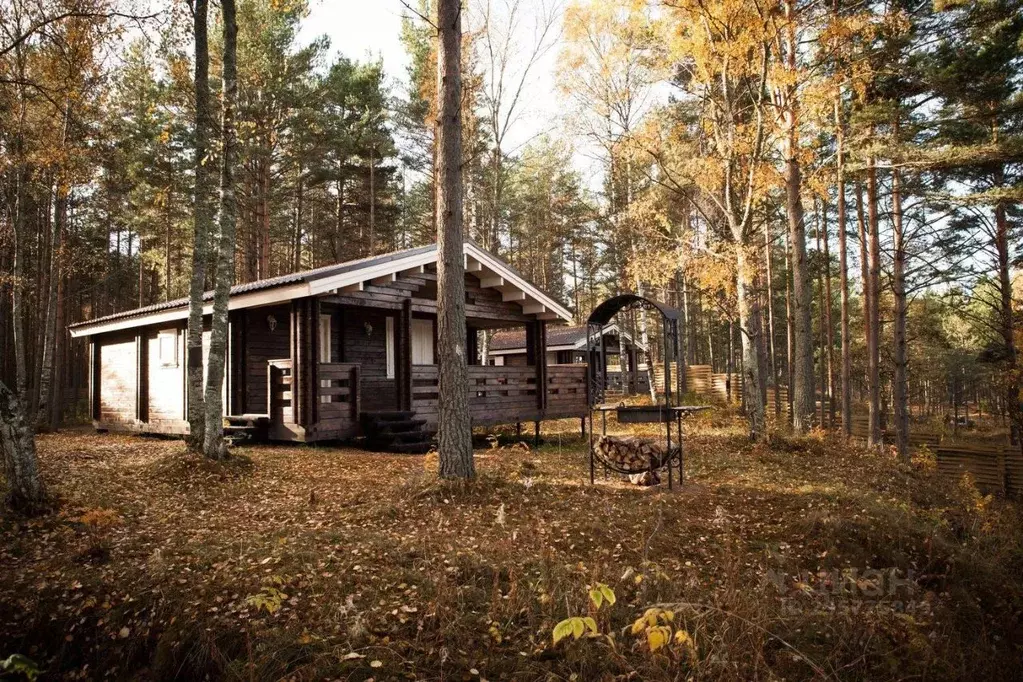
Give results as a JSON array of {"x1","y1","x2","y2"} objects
[
  {"x1": 224, "y1": 414, "x2": 270, "y2": 444},
  {"x1": 361, "y1": 410, "x2": 434, "y2": 454}
]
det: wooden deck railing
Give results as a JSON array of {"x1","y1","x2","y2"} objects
[
  {"x1": 316, "y1": 362, "x2": 360, "y2": 433},
  {"x1": 412, "y1": 364, "x2": 587, "y2": 426},
  {"x1": 545, "y1": 364, "x2": 589, "y2": 418}
]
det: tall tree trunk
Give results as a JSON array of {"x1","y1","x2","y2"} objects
[
  {"x1": 764, "y1": 216, "x2": 780, "y2": 419},
  {"x1": 1, "y1": 67, "x2": 46, "y2": 514},
  {"x1": 784, "y1": 230, "x2": 795, "y2": 422},
  {"x1": 1, "y1": 380, "x2": 46, "y2": 514},
  {"x1": 782, "y1": 0, "x2": 814, "y2": 433},
  {"x1": 786, "y1": 147, "x2": 814, "y2": 432},
  {"x1": 37, "y1": 180, "x2": 65, "y2": 432},
  {"x1": 994, "y1": 169, "x2": 1018, "y2": 443},
  {"x1": 856, "y1": 181, "x2": 870, "y2": 409},
  {"x1": 436, "y1": 0, "x2": 474, "y2": 479},
  {"x1": 293, "y1": 158, "x2": 303, "y2": 271},
  {"x1": 736, "y1": 245, "x2": 766, "y2": 439},
  {"x1": 185, "y1": 0, "x2": 213, "y2": 448},
  {"x1": 866, "y1": 156, "x2": 883, "y2": 449},
  {"x1": 822, "y1": 200, "x2": 836, "y2": 427},
  {"x1": 369, "y1": 147, "x2": 376, "y2": 254},
  {"x1": 202, "y1": 0, "x2": 238, "y2": 461},
  {"x1": 836, "y1": 97, "x2": 851, "y2": 438},
  {"x1": 892, "y1": 163, "x2": 910, "y2": 462}
]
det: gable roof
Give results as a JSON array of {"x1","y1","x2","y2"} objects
[
  {"x1": 69, "y1": 242, "x2": 573, "y2": 338},
  {"x1": 489, "y1": 323, "x2": 646, "y2": 355}
]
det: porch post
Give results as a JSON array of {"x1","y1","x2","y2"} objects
[
  {"x1": 291, "y1": 298, "x2": 316, "y2": 427},
  {"x1": 528, "y1": 320, "x2": 548, "y2": 413},
  {"x1": 228, "y1": 310, "x2": 246, "y2": 415},
  {"x1": 466, "y1": 325, "x2": 478, "y2": 365},
  {"x1": 397, "y1": 299, "x2": 412, "y2": 411},
  {"x1": 311, "y1": 297, "x2": 320, "y2": 426},
  {"x1": 629, "y1": 346, "x2": 638, "y2": 395},
  {"x1": 135, "y1": 331, "x2": 148, "y2": 423},
  {"x1": 290, "y1": 300, "x2": 301, "y2": 426},
  {"x1": 89, "y1": 338, "x2": 100, "y2": 422}
]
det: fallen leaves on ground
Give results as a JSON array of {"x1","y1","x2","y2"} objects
[{"x1": 1, "y1": 415, "x2": 1021, "y2": 680}]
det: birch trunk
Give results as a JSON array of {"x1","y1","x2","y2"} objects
[
  {"x1": 1, "y1": 73, "x2": 46, "y2": 513},
  {"x1": 1, "y1": 380, "x2": 46, "y2": 514},
  {"x1": 202, "y1": 0, "x2": 238, "y2": 461},
  {"x1": 736, "y1": 246, "x2": 766, "y2": 440},
  {"x1": 436, "y1": 0, "x2": 475, "y2": 479},
  {"x1": 37, "y1": 183, "x2": 65, "y2": 431},
  {"x1": 186, "y1": 0, "x2": 213, "y2": 448}
]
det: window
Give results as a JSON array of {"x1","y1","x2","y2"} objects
[
  {"x1": 319, "y1": 314, "x2": 332, "y2": 403},
  {"x1": 318, "y1": 314, "x2": 332, "y2": 363},
  {"x1": 412, "y1": 318, "x2": 435, "y2": 365},
  {"x1": 385, "y1": 316, "x2": 395, "y2": 379},
  {"x1": 158, "y1": 330, "x2": 178, "y2": 367}
]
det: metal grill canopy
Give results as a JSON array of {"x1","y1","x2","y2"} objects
[{"x1": 586, "y1": 294, "x2": 680, "y2": 326}]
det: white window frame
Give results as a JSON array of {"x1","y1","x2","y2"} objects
[
  {"x1": 319, "y1": 314, "x2": 332, "y2": 403},
  {"x1": 411, "y1": 318, "x2": 435, "y2": 366},
  {"x1": 157, "y1": 329, "x2": 178, "y2": 368},
  {"x1": 385, "y1": 316, "x2": 395, "y2": 379}
]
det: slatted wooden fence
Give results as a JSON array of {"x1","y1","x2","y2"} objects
[{"x1": 935, "y1": 443, "x2": 1023, "y2": 497}]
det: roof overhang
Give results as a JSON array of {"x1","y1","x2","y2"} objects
[{"x1": 70, "y1": 242, "x2": 573, "y2": 338}]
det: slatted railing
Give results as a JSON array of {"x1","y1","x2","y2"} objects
[
  {"x1": 412, "y1": 364, "x2": 588, "y2": 426},
  {"x1": 546, "y1": 364, "x2": 589, "y2": 418},
  {"x1": 316, "y1": 363, "x2": 360, "y2": 436}
]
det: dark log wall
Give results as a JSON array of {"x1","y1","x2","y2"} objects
[
  {"x1": 342, "y1": 305, "x2": 396, "y2": 412},
  {"x1": 243, "y1": 305, "x2": 291, "y2": 414},
  {"x1": 98, "y1": 331, "x2": 137, "y2": 425}
]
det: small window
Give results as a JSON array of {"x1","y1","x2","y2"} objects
[
  {"x1": 412, "y1": 318, "x2": 435, "y2": 365},
  {"x1": 158, "y1": 330, "x2": 178, "y2": 367},
  {"x1": 385, "y1": 316, "x2": 395, "y2": 379}
]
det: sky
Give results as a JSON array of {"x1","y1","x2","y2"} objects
[{"x1": 295, "y1": 0, "x2": 605, "y2": 190}]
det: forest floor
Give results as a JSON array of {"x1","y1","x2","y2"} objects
[{"x1": 1, "y1": 413, "x2": 1022, "y2": 681}]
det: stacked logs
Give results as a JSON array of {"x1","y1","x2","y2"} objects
[{"x1": 593, "y1": 435, "x2": 675, "y2": 485}]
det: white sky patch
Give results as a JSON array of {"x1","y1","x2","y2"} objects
[{"x1": 296, "y1": 0, "x2": 604, "y2": 190}]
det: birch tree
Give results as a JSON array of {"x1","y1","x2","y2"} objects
[
  {"x1": 185, "y1": 0, "x2": 213, "y2": 448},
  {"x1": 202, "y1": 0, "x2": 238, "y2": 460}
]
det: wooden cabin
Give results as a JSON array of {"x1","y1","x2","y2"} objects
[
  {"x1": 489, "y1": 323, "x2": 650, "y2": 395},
  {"x1": 68, "y1": 242, "x2": 588, "y2": 448}
]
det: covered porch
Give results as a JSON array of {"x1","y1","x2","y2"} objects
[{"x1": 228, "y1": 243, "x2": 588, "y2": 445}]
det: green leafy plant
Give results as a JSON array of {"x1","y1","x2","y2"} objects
[
  {"x1": 552, "y1": 583, "x2": 616, "y2": 644},
  {"x1": 1, "y1": 654, "x2": 41, "y2": 681},
  {"x1": 245, "y1": 576, "x2": 288, "y2": 615},
  {"x1": 630, "y1": 607, "x2": 695, "y2": 655}
]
